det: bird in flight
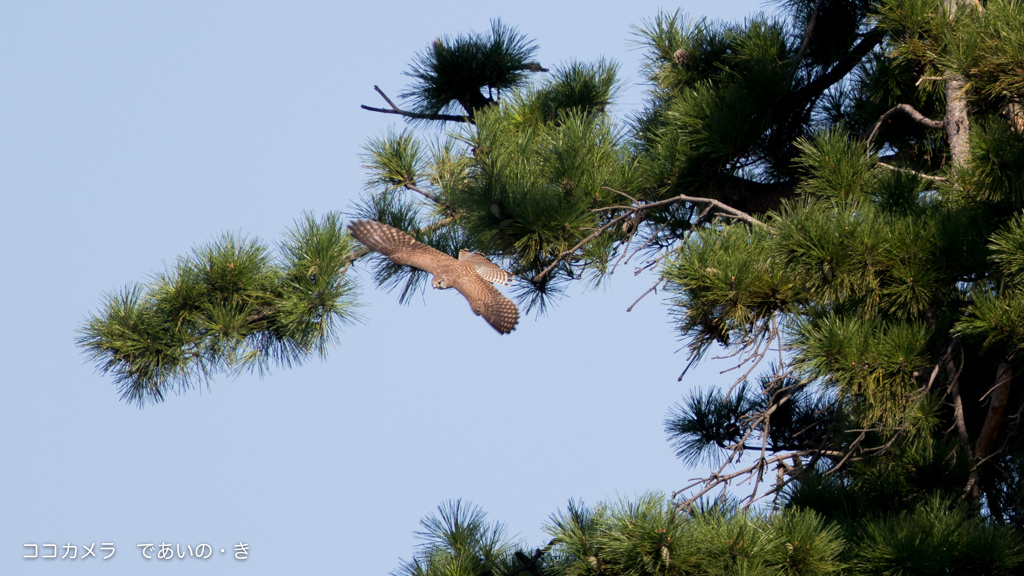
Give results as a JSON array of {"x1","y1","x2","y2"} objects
[{"x1": 348, "y1": 220, "x2": 519, "y2": 334}]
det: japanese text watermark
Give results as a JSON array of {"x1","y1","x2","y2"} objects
[{"x1": 23, "y1": 542, "x2": 249, "y2": 561}]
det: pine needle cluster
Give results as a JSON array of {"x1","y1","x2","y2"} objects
[
  {"x1": 79, "y1": 213, "x2": 359, "y2": 405},
  {"x1": 402, "y1": 20, "x2": 544, "y2": 122},
  {"x1": 392, "y1": 500, "x2": 523, "y2": 576},
  {"x1": 391, "y1": 493, "x2": 1024, "y2": 575}
]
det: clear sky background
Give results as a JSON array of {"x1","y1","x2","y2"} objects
[{"x1": 2, "y1": 1, "x2": 762, "y2": 574}]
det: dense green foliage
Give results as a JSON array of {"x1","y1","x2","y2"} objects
[
  {"x1": 81, "y1": 0, "x2": 1024, "y2": 571},
  {"x1": 401, "y1": 20, "x2": 547, "y2": 122},
  {"x1": 351, "y1": 0, "x2": 1024, "y2": 571},
  {"x1": 398, "y1": 495, "x2": 1022, "y2": 576},
  {"x1": 352, "y1": 0, "x2": 1024, "y2": 522},
  {"x1": 79, "y1": 213, "x2": 359, "y2": 405}
]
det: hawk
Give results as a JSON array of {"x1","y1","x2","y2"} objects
[{"x1": 348, "y1": 220, "x2": 519, "y2": 334}]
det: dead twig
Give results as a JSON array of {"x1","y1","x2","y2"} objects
[
  {"x1": 876, "y1": 162, "x2": 948, "y2": 182},
  {"x1": 626, "y1": 278, "x2": 665, "y2": 312},
  {"x1": 361, "y1": 85, "x2": 471, "y2": 123},
  {"x1": 534, "y1": 189, "x2": 765, "y2": 284},
  {"x1": 866, "y1": 103, "x2": 945, "y2": 150},
  {"x1": 792, "y1": 0, "x2": 825, "y2": 69}
]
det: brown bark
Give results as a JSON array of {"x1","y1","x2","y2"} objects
[
  {"x1": 943, "y1": 0, "x2": 972, "y2": 168},
  {"x1": 944, "y1": 75, "x2": 970, "y2": 167},
  {"x1": 975, "y1": 362, "x2": 1012, "y2": 461}
]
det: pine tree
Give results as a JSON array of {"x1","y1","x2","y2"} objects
[
  {"x1": 351, "y1": 1, "x2": 1024, "y2": 528},
  {"x1": 80, "y1": 2, "x2": 1024, "y2": 563}
]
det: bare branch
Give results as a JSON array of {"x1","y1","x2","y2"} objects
[
  {"x1": 748, "y1": 411, "x2": 773, "y2": 507},
  {"x1": 405, "y1": 183, "x2": 439, "y2": 203},
  {"x1": 876, "y1": 161, "x2": 949, "y2": 182},
  {"x1": 663, "y1": 193, "x2": 766, "y2": 227},
  {"x1": 778, "y1": 27, "x2": 885, "y2": 118},
  {"x1": 532, "y1": 210, "x2": 637, "y2": 283},
  {"x1": 532, "y1": 190, "x2": 765, "y2": 284},
  {"x1": 607, "y1": 187, "x2": 640, "y2": 205},
  {"x1": 974, "y1": 362, "x2": 1012, "y2": 460},
  {"x1": 915, "y1": 75, "x2": 947, "y2": 86},
  {"x1": 613, "y1": 216, "x2": 687, "y2": 276},
  {"x1": 792, "y1": 0, "x2": 825, "y2": 68},
  {"x1": 866, "y1": 103, "x2": 946, "y2": 149},
  {"x1": 674, "y1": 450, "x2": 820, "y2": 509},
  {"x1": 944, "y1": 339, "x2": 974, "y2": 461},
  {"x1": 825, "y1": 430, "x2": 867, "y2": 474},
  {"x1": 361, "y1": 85, "x2": 471, "y2": 123},
  {"x1": 626, "y1": 278, "x2": 664, "y2": 312},
  {"x1": 373, "y1": 84, "x2": 400, "y2": 110}
]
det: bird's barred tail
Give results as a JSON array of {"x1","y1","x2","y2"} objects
[{"x1": 486, "y1": 294, "x2": 519, "y2": 334}]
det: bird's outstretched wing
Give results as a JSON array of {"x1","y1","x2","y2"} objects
[
  {"x1": 449, "y1": 274, "x2": 519, "y2": 334},
  {"x1": 348, "y1": 220, "x2": 519, "y2": 334},
  {"x1": 348, "y1": 219, "x2": 450, "y2": 274}
]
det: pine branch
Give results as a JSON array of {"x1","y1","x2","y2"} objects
[
  {"x1": 777, "y1": 27, "x2": 885, "y2": 117},
  {"x1": 975, "y1": 361, "x2": 1012, "y2": 461},
  {"x1": 626, "y1": 278, "x2": 665, "y2": 313},
  {"x1": 79, "y1": 214, "x2": 359, "y2": 405},
  {"x1": 405, "y1": 183, "x2": 439, "y2": 202},
  {"x1": 942, "y1": 338, "x2": 973, "y2": 460},
  {"x1": 668, "y1": 320, "x2": 840, "y2": 509},
  {"x1": 531, "y1": 190, "x2": 765, "y2": 284},
  {"x1": 361, "y1": 85, "x2": 471, "y2": 123},
  {"x1": 866, "y1": 103, "x2": 946, "y2": 149},
  {"x1": 876, "y1": 161, "x2": 949, "y2": 182},
  {"x1": 792, "y1": 0, "x2": 825, "y2": 69}
]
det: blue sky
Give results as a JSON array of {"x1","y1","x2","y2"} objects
[{"x1": 1, "y1": 1, "x2": 762, "y2": 574}]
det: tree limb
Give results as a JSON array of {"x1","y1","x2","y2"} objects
[
  {"x1": 626, "y1": 278, "x2": 664, "y2": 312},
  {"x1": 792, "y1": 0, "x2": 825, "y2": 69},
  {"x1": 405, "y1": 183, "x2": 439, "y2": 203},
  {"x1": 943, "y1": 339, "x2": 974, "y2": 461},
  {"x1": 361, "y1": 85, "x2": 471, "y2": 123},
  {"x1": 876, "y1": 161, "x2": 949, "y2": 182},
  {"x1": 776, "y1": 27, "x2": 885, "y2": 119},
  {"x1": 945, "y1": 75, "x2": 971, "y2": 167},
  {"x1": 866, "y1": 103, "x2": 946, "y2": 149},
  {"x1": 532, "y1": 191, "x2": 765, "y2": 284},
  {"x1": 673, "y1": 449, "x2": 823, "y2": 509},
  {"x1": 974, "y1": 362, "x2": 1012, "y2": 461}
]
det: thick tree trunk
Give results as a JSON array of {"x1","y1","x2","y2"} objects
[
  {"x1": 943, "y1": 0, "x2": 971, "y2": 167},
  {"x1": 944, "y1": 75, "x2": 970, "y2": 167},
  {"x1": 940, "y1": 0, "x2": 1012, "y2": 504},
  {"x1": 965, "y1": 362, "x2": 1012, "y2": 504},
  {"x1": 975, "y1": 362, "x2": 1012, "y2": 461}
]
